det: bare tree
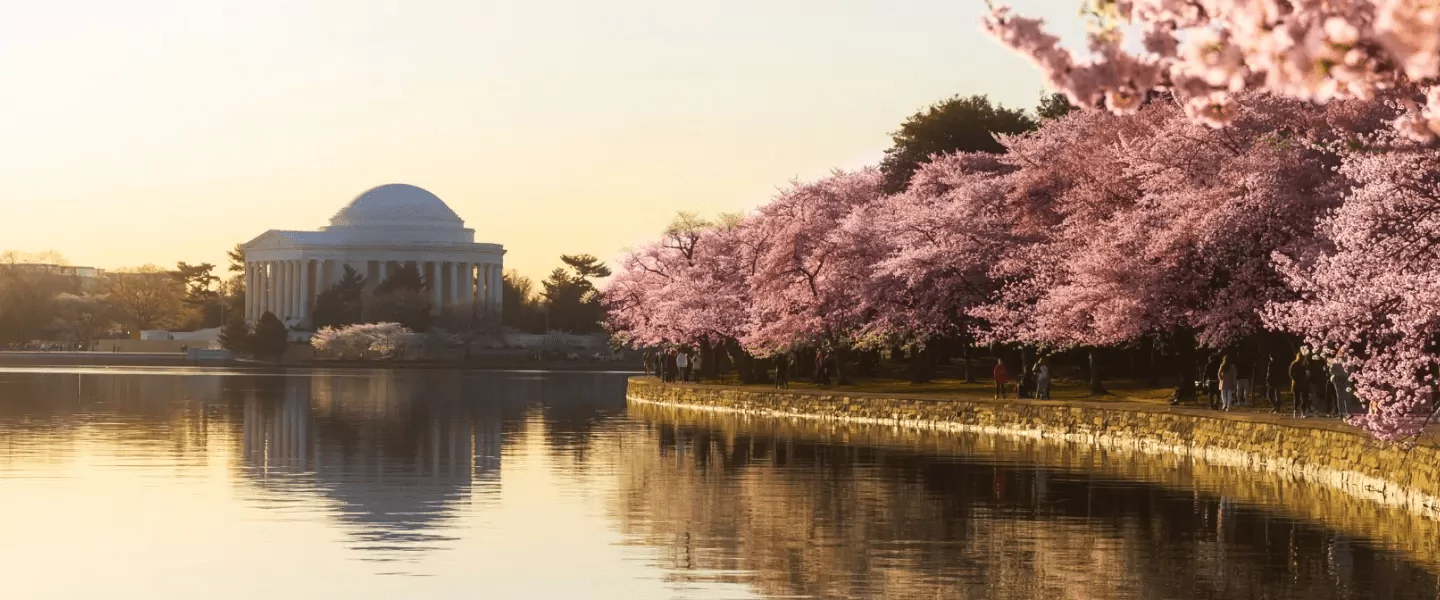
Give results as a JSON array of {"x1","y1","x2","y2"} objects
[
  {"x1": 53, "y1": 293, "x2": 116, "y2": 343},
  {"x1": 103, "y1": 266, "x2": 189, "y2": 331},
  {"x1": 0, "y1": 256, "x2": 76, "y2": 343}
]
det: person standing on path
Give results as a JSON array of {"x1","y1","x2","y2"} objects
[
  {"x1": 676, "y1": 351, "x2": 690, "y2": 383},
  {"x1": 1035, "y1": 358, "x2": 1051, "y2": 400},
  {"x1": 1203, "y1": 354, "x2": 1222, "y2": 410},
  {"x1": 1219, "y1": 355, "x2": 1238, "y2": 411},
  {"x1": 1331, "y1": 356, "x2": 1354, "y2": 416},
  {"x1": 1236, "y1": 353, "x2": 1253, "y2": 407},
  {"x1": 665, "y1": 350, "x2": 679, "y2": 383},
  {"x1": 993, "y1": 359, "x2": 1010, "y2": 400},
  {"x1": 1289, "y1": 352, "x2": 1311, "y2": 418}
]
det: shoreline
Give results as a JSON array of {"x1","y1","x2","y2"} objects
[
  {"x1": 0, "y1": 352, "x2": 641, "y2": 373},
  {"x1": 626, "y1": 378, "x2": 1440, "y2": 522}
]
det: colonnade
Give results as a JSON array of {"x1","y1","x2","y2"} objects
[{"x1": 245, "y1": 258, "x2": 503, "y2": 325}]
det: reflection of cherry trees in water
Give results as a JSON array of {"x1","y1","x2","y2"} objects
[{"x1": 604, "y1": 416, "x2": 1440, "y2": 600}]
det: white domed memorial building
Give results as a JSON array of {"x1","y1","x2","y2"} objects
[{"x1": 242, "y1": 184, "x2": 505, "y2": 327}]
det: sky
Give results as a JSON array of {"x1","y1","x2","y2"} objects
[{"x1": 0, "y1": 0, "x2": 1083, "y2": 282}]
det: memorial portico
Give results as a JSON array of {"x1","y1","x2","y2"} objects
[{"x1": 242, "y1": 184, "x2": 505, "y2": 327}]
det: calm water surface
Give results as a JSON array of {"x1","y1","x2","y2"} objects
[{"x1": 0, "y1": 369, "x2": 1435, "y2": 600}]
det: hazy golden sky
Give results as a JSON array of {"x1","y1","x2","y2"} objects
[{"x1": 0, "y1": 0, "x2": 1079, "y2": 281}]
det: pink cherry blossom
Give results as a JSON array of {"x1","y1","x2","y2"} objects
[
  {"x1": 984, "y1": 1, "x2": 1435, "y2": 136},
  {"x1": 1268, "y1": 142, "x2": 1440, "y2": 440}
]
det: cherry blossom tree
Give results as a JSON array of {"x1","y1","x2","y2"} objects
[
  {"x1": 311, "y1": 322, "x2": 412, "y2": 360},
  {"x1": 605, "y1": 213, "x2": 776, "y2": 381},
  {"x1": 741, "y1": 169, "x2": 887, "y2": 383},
  {"x1": 1269, "y1": 143, "x2": 1440, "y2": 440},
  {"x1": 842, "y1": 153, "x2": 1021, "y2": 381},
  {"x1": 984, "y1": 1, "x2": 1440, "y2": 138},
  {"x1": 977, "y1": 92, "x2": 1393, "y2": 397}
]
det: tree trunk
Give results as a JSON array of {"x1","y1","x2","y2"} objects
[
  {"x1": 909, "y1": 345, "x2": 933, "y2": 384},
  {"x1": 1146, "y1": 337, "x2": 1161, "y2": 388},
  {"x1": 1172, "y1": 329, "x2": 1197, "y2": 403},
  {"x1": 961, "y1": 342, "x2": 975, "y2": 383},
  {"x1": 833, "y1": 346, "x2": 851, "y2": 386},
  {"x1": 697, "y1": 340, "x2": 711, "y2": 382},
  {"x1": 856, "y1": 350, "x2": 879, "y2": 378},
  {"x1": 725, "y1": 339, "x2": 758, "y2": 385},
  {"x1": 1088, "y1": 350, "x2": 1107, "y2": 395}
]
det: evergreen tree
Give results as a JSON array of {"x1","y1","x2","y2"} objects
[
  {"x1": 375, "y1": 264, "x2": 426, "y2": 294},
  {"x1": 218, "y1": 317, "x2": 253, "y2": 355},
  {"x1": 878, "y1": 94, "x2": 1036, "y2": 193},
  {"x1": 1036, "y1": 91, "x2": 1076, "y2": 120},
  {"x1": 312, "y1": 266, "x2": 366, "y2": 329},
  {"x1": 541, "y1": 254, "x2": 611, "y2": 333},
  {"x1": 369, "y1": 264, "x2": 431, "y2": 331},
  {"x1": 172, "y1": 262, "x2": 223, "y2": 327},
  {"x1": 502, "y1": 270, "x2": 547, "y2": 332},
  {"x1": 251, "y1": 311, "x2": 289, "y2": 361}
]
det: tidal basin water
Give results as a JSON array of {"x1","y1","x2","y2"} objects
[{"x1": 1, "y1": 369, "x2": 1437, "y2": 600}]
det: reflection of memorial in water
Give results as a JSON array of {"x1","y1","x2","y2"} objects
[
  {"x1": 240, "y1": 372, "x2": 506, "y2": 560},
  {"x1": 609, "y1": 407, "x2": 1440, "y2": 600}
]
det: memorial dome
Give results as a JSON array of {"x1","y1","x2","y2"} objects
[{"x1": 330, "y1": 184, "x2": 464, "y2": 228}]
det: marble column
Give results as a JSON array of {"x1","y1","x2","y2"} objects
[
  {"x1": 449, "y1": 262, "x2": 461, "y2": 310},
  {"x1": 245, "y1": 264, "x2": 256, "y2": 322},
  {"x1": 299, "y1": 260, "x2": 311, "y2": 323},
  {"x1": 485, "y1": 264, "x2": 496, "y2": 311},
  {"x1": 491, "y1": 264, "x2": 503, "y2": 315},
  {"x1": 291, "y1": 260, "x2": 302, "y2": 321},
  {"x1": 480, "y1": 263, "x2": 492, "y2": 310},
  {"x1": 467, "y1": 263, "x2": 478, "y2": 314},
  {"x1": 286, "y1": 260, "x2": 298, "y2": 321},
  {"x1": 278, "y1": 261, "x2": 290, "y2": 321},
  {"x1": 267, "y1": 262, "x2": 279, "y2": 320},
  {"x1": 430, "y1": 262, "x2": 443, "y2": 315}
]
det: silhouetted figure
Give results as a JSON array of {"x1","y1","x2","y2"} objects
[
  {"x1": 1289, "y1": 353, "x2": 1311, "y2": 418},
  {"x1": 1018, "y1": 365, "x2": 1036, "y2": 399},
  {"x1": 1203, "y1": 354, "x2": 1222, "y2": 410}
]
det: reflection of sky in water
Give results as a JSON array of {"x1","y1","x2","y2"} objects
[{"x1": 0, "y1": 368, "x2": 1434, "y2": 599}]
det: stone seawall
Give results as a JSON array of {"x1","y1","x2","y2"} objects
[{"x1": 626, "y1": 378, "x2": 1440, "y2": 521}]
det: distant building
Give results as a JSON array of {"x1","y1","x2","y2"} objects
[
  {"x1": 242, "y1": 184, "x2": 505, "y2": 327},
  {"x1": 3, "y1": 263, "x2": 105, "y2": 292}
]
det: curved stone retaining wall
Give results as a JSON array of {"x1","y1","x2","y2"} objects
[{"x1": 626, "y1": 378, "x2": 1440, "y2": 521}]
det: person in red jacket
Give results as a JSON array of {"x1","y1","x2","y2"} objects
[{"x1": 993, "y1": 359, "x2": 1010, "y2": 399}]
